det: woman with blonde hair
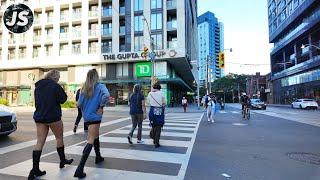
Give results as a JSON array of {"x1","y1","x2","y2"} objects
[
  {"x1": 74, "y1": 69, "x2": 110, "y2": 178},
  {"x1": 28, "y1": 70, "x2": 73, "y2": 180}
]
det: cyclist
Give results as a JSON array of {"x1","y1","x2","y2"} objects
[{"x1": 240, "y1": 92, "x2": 250, "y2": 118}]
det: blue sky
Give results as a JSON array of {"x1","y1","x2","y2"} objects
[{"x1": 198, "y1": 0, "x2": 271, "y2": 75}]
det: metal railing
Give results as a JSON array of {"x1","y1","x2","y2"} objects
[
  {"x1": 72, "y1": 31, "x2": 81, "y2": 38},
  {"x1": 72, "y1": 48, "x2": 81, "y2": 54},
  {"x1": 60, "y1": 14, "x2": 69, "y2": 21},
  {"x1": 89, "y1": 47, "x2": 98, "y2": 54},
  {"x1": 89, "y1": 29, "x2": 99, "y2": 36},
  {"x1": 102, "y1": 8, "x2": 112, "y2": 17},
  {"x1": 72, "y1": 12, "x2": 81, "y2": 19},
  {"x1": 59, "y1": 32, "x2": 68, "y2": 39},
  {"x1": 89, "y1": 11, "x2": 98, "y2": 17},
  {"x1": 102, "y1": 29, "x2": 112, "y2": 36}
]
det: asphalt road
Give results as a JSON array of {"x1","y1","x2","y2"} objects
[{"x1": 0, "y1": 105, "x2": 319, "y2": 180}]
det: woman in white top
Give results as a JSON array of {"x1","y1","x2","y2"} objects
[
  {"x1": 147, "y1": 83, "x2": 166, "y2": 148},
  {"x1": 207, "y1": 94, "x2": 216, "y2": 123}
]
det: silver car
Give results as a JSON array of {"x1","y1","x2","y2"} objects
[{"x1": 0, "y1": 105, "x2": 17, "y2": 136}]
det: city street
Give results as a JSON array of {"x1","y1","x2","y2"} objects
[{"x1": 0, "y1": 105, "x2": 319, "y2": 179}]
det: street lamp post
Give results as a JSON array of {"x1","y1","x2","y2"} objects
[{"x1": 301, "y1": 44, "x2": 320, "y2": 50}]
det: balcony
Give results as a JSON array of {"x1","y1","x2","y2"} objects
[
  {"x1": 119, "y1": 6, "x2": 125, "y2": 15},
  {"x1": 72, "y1": 48, "x2": 81, "y2": 55},
  {"x1": 60, "y1": 14, "x2": 69, "y2": 22},
  {"x1": 119, "y1": 44, "x2": 125, "y2": 52},
  {"x1": 89, "y1": 47, "x2": 98, "y2": 54},
  {"x1": 89, "y1": 11, "x2": 98, "y2": 18},
  {"x1": 34, "y1": 18, "x2": 40, "y2": 24},
  {"x1": 119, "y1": 26, "x2": 125, "y2": 35},
  {"x1": 167, "y1": 21, "x2": 177, "y2": 30},
  {"x1": 72, "y1": 31, "x2": 81, "y2": 38},
  {"x1": 46, "y1": 16, "x2": 53, "y2": 23},
  {"x1": 33, "y1": 52, "x2": 39, "y2": 58},
  {"x1": 89, "y1": 29, "x2": 99, "y2": 36},
  {"x1": 8, "y1": 54, "x2": 15, "y2": 60},
  {"x1": 8, "y1": 39, "x2": 15, "y2": 44},
  {"x1": 102, "y1": 8, "x2": 112, "y2": 17},
  {"x1": 59, "y1": 32, "x2": 68, "y2": 39},
  {"x1": 18, "y1": 53, "x2": 26, "y2": 59},
  {"x1": 102, "y1": 29, "x2": 112, "y2": 36},
  {"x1": 72, "y1": 12, "x2": 81, "y2": 20},
  {"x1": 46, "y1": 35, "x2": 53, "y2": 41},
  {"x1": 33, "y1": 36, "x2": 41, "y2": 42},
  {"x1": 168, "y1": 40, "x2": 177, "y2": 49},
  {"x1": 20, "y1": 36, "x2": 26, "y2": 43},
  {"x1": 167, "y1": 0, "x2": 176, "y2": 10},
  {"x1": 101, "y1": 46, "x2": 111, "y2": 53}
]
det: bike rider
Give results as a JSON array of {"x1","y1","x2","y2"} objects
[{"x1": 240, "y1": 92, "x2": 250, "y2": 117}]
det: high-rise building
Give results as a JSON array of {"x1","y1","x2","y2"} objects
[
  {"x1": 268, "y1": 0, "x2": 320, "y2": 104},
  {"x1": 0, "y1": 0, "x2": 198, "y2": 105},
  {"x1": 197, "y1": 11, "x2": 224, "y2": 87}
]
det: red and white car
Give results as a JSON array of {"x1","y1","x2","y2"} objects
[{"x1": 291, "y1": 99, "x2": 319, "y2": 110}]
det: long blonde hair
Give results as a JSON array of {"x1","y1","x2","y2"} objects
[{"x1": 82, "y1": 69, "x2": 99, "y2": 98}]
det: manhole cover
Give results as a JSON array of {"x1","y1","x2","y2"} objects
[
  {"x1": 287, "y1": 152, "x2": 320, "y2": 165},
  {"x1": 232, "y1": 123, "x2": 248, "y2": 126}
]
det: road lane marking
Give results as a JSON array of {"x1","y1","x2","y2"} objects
[
  {"x1": 98, "y1": 137, "x2": 191, "y2": 147},
  {"x1": 111, "y1": 129, "x2": 194, "y2": 138},
  {"x1": 123, "y1": 125, "x2": 195, "y2": 131}
]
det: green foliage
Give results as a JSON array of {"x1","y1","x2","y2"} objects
[
  {"x1": 0, "y1": 98, "x2": 9, "y2": 106},
  {"x1": 61, "y1": 101, "x2": 76, "y2": 108}
]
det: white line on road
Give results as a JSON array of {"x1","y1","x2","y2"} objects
[
  {"x1": 111, "y1": 129, "x2": 194, "y2": 138},
  {"x1": 123, "y1": 125, "x2": 195, "y2": 131},
  {"x1": 142, "y1": 122, "x2": 196, "y2": 127},
  {"x1": 99, "y1": 137, "x2": 191, "y2": 147}
]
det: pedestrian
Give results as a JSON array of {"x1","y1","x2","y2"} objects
[
  {"x1": 182, "y1": 97, "x2": 188, "y2": 112},
  {"x1": 170, "y1": 96, "x2": 175, "y2": 107},
  {"x1": 205, "y1": 95, "x2": 209, "y2": 109},
  {"x1": 207, "y1": 93, "x2": 216, "y2": 123},
  {"x1": 73, "y1": 88, "x2": 88, "y2": 133},
  {"x1": 74, "y1": 69, "x2": 110, "y2": 178},
  {"x1": 28, "y1": 70, "x2": 73, "y2": 180},
  {"x1": 147, "y1": 83, "x2": 166, "y2": 148},
  {"x1": 127, "y1": 84, "x2": 147, "y2": 144}
]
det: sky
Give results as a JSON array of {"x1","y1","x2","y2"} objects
[{"x1": 198, "y1": 0, "x2": 272, "y2": 75}]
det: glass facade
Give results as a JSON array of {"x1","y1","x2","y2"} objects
[
  {"x1": 134, "y1": 15, "x2": 143, "y2": 32},
  {"x1": 281, "y1": 68, "x2": 320, "y2": 87},
  {"x1": 134, "y1": 36, "x2": 144, "y2": 51},
  {"x1": 151, "y1": 0, "x2": 162, "y2": 9},
  {"x1": 151, "y1": 13, "x2": 162, "y2": 30},
  {"x1": 151, "y1": 33, "x2": 163, "y2": 50},
  {"x1": 134, "y1": 0, "x2": 143, "y2": 11}
]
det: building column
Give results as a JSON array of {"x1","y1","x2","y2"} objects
[
  {"x1": 308, "y1": 34, "x2": 312, "y2": 59},
  {"x1": 293, "y1": 44, "x2": 297, "y2": 65},
  {"x1": 282, "y1": 50, "x2": 286, "y2": 69}
]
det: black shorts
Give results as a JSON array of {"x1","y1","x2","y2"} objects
[
  {"x1": 34, "y1": 119, "x2": 61, "y2": 124},
  {"x1": 84, "y1": 121, "x2": 101, "y2": 126}
]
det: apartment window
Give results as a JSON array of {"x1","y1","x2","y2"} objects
[
  {"x1": 60, "y1": 26, "x2": 69, "y2": 39},
  {"x1": 46, "y1": 10, "x2": 53, "y2": 23},
  {"x1": 72, "y1": 25, "x2": 81, "y2": 38},
  {"x1": 45, "y1": 28, "x2": 53, "y2": 40},
  {"x1": 102, "y1": 40, "x2": 112, "y2": 53},
  {"x1": 151, "y1": 13, "x2": 162, "y2": 30},
  {"x1": 89, "y1": 41, "x2": 98, "y2": 54},
  {"x1": 60, "y1": 9, "x2": 69, "y2": 21},
  {"x1": 8, "y1": 33, "x2": 15, "y2": 44},
  {"x1": 134, "y1": 0, "x2": 143, "y2": 11},
  {"x1": 45, "y1": 45, "x2": 53, "y2": 56},
  {"x1": 8, "y1": 48, "x2": 15, "y2": 60},
  {"x1": 151, "y1": 0, "x2": 162, "y2": 9},
  {"x1": 134, "y1": 15, "x2": 144, "y2": 32},
  {"x1": 33, "y1": 29, "x2": 41, "y2": 42},
  {"x1": 151, "y1": 33, "x2": 163, "y2": 50},
  {"x1": 18, "y1": 47, "x2": 26, "y2": 59},
  {"x1": 33, "y1": 46, "x2": 40, "y2": 58},
  {"x1": 134, "y1": 36, "x2": 144, "y2": 51},
  {"x1": 116, "y1": 63, "x2": 129, "y2": 78},
  {"x1": 59, "y1": 43, "x2": 68, "y2": 55},
  {"x1": 102, "y1": 5, "x2": 112, "y2": 16},
  {"x1": 89, "y1": 23, "x2": 99, "y2": 36},
  {"x1": 73, "y1": 7, "x2": 81, "y2": 19},
  {"x1": 72, "y1": 42, "x2": 81, "y2": 54},
  {"x1": 102, "y1": 22, "x2": 112, "y2": 35},
  {"x1": 89, "y1": 5, "x2": 98, "y2": 17},
  {"x1": 34, "y1": 12, "x2": 41, "y2": 24}
]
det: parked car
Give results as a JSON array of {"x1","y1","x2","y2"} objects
[
  {"x1": 250, "y1": 99, "x2": 266, "y2": 110},
  {"x1": 291, "y1": 99, "x2": 318, "y2": 110},
  {"x1": 0, "y1": 105, "x2": 17, "y2": 136}
]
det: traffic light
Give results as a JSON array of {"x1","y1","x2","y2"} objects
[
  {"x1": 218, "y1": 52, "x2": 225, "y2": 68},
  {"x1": 142, "y1": 47, "x2": 149, "y2": 59}
]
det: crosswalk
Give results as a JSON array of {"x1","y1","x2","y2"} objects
[{"x1": 0, "y1": 113, "x2": 203, "y2": 180}]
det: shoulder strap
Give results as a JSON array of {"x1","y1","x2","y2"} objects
[{"x1": 150, "y1": 93, "x2": 162, "y2": 106}]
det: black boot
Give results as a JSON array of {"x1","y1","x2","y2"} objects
[
  {"x1": 74, "y1": 144, "x2": 92, "y2": 179},
  {"x1": 28, "y1": 150, "x2": 46, "y2": 180},
  {"x1": 57, "y1": 146, "x2": 74, "y2": 168},
  {"x1": 94, "y1": 137, "x2": 104, "y2": 164}
]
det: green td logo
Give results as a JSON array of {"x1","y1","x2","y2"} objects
[{"x1": 136, "y1": 62, "x2": 152, "y2": 77}]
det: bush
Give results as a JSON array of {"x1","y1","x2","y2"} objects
[
  {"x1": 61, "y1": 101, "x2": 76, "y2": 108},
  {"x1": 0, "y1": 98, "x2": 9, "y2": 106}
]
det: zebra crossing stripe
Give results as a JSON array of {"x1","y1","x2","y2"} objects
[
  {"x1": 142, "y1": 122, "x2": 196, "y2": 127},
  {"x1": 164, "y1": 120, "x2": 198, "y2": 124},
  {"x1": 0, "y1": 161, "x2": 178, "y2": 180},
  {"x1": 123, "y1": 125, "x2": 195, "y2": 131},
  {"x1": 111, "y1": 129, "x2": 194, "y2": 138},
  {"x1": 98, "y1": 137, "x2": 191, "y2": 147},
  {"x1": 65, "y1": 146, "x2": 186, "y2": 164}
]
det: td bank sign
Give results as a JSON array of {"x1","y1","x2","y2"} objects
[{"x1": 136, "y1": 62, "x2": 152, "y2": 77}]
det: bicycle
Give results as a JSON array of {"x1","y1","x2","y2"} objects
[{"x1": 242, "y1": 104, "x2": 250, "y2": 120}]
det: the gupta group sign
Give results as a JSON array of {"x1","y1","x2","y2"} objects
[
  {"x1": 135, "y1": 62, "x2": 152, "y2": 77},
  {"x1": 103, "y1": 50, "x2": 177, "y2": 61}
]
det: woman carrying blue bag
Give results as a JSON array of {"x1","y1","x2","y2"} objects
[{"x1": 147, "y1": 83, "x2": 166, "y2": 148}]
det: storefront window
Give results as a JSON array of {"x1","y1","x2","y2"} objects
[{"x1": 281, "y1": 68, "x2": 320, "y2": 87}]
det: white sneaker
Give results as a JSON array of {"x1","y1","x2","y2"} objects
[
  {"x1": 137, "y1": 140, "x2": 144, "y2": 144},
  {"x1": 211, "y1": 120, "x2": 215, "y2": 123}
]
